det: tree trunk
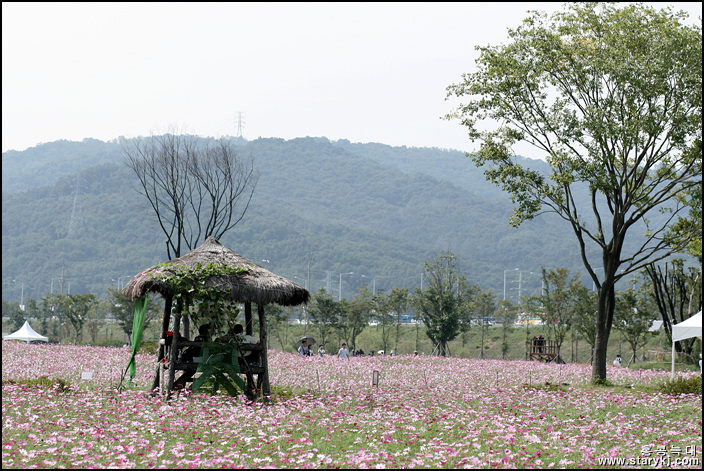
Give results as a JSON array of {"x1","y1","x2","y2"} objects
[
  {"x1": 591, "y1": 280, "x2": 616, "y2": 381},
  {"x1": 258, "y1": 303, "x2": 270, "y2": 400}
]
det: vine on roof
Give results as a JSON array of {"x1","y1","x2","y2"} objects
[{"x1": 155, "y1": 262, "x2": 251, "y2": 330}]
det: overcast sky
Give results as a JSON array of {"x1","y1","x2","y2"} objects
[{"x1": 2, "y1": 2, "x2": 701, "y2": 157}]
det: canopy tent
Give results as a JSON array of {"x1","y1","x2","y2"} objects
[
  {"x1": 671, "y1": 311, "x2": 702, "y2": 378},
  {"x1": 3, "y1": 320, "x2": 49, "y2": 343}
]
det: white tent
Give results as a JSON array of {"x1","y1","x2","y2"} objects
[
  {"x1": 2, "y1": 320, "x2": 49, "y2": 343},
  {"x1": 671, "y1": 311, "x2": 702, "y2": 377}
]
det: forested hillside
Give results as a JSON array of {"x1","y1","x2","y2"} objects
[{"x1": 3, "y1": 136, "x2": 603, "y2": 303}]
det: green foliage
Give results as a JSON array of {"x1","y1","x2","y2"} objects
[
  {"x1": 660, "y1": 375, "x2": 702, "y2": 395},
  {"x1": 138, "y1": 340, "x2": 159, "y2": 355},
  {"x1": 413, "y1": 251, "x2": 478, "y2": 355},
  {"x1": 307, "y1": 288, "x2": 341, "y2": 349},
  {"x1": 2, "y1": 377, "x2": 72, "y2": 393},
  {"x1": 154, "y1": 262, "x2": 248, "y2": 332},
  {"x1": 537, "y1": 268, "x2": 585, "y2": 355},
  {"x1": 106, "y1": 288, "x2": 162, "y2": 344},
  {"x1": 446, "y1": 2, "x2": 702, "y2": 381},
  {"x1": 592, "y1": 378, "x2": 615, "y2": 387},
  {"x1": 614, "y1": 285, "x2": 658, "y2": 363}
]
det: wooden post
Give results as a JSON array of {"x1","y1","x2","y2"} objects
[
  {"x1": 166, "y1": 300, "x2": 183, "y2": 400},
  {"x1": 258, "y1": 303, "x2": 271, "y2": 399},
  {"x1": 245, "y1": 303, "x2": 253, "y2": 336},
  {"x1": 158, "y1": 296, "x2": 172, "y2": 361},
  {"x1": 151, "y1": 296, "x2": 173, "y2": 394}
]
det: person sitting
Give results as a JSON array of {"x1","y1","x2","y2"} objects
[
  {"x1": 173, "y1": 323, "x2": 212, "y2": 390},
  {"x1": 230, "y1": 324, "x2": 259, "y2": 367},
  {"x1": 318, "y1": 345, "x2": 325, "y2": 357},
  {"x1": 613, "y1": 354, "x2": 622, "y2": 367},
  {"x1": 181, "y1": 323, "x2": 211, "y2": 363}
]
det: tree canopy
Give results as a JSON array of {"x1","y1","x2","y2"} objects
[{"x1": 446, "y1": 3, "x2": 702, "y2": 381}]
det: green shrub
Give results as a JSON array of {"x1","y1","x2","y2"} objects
[
  {"x1": 660, "y1": 375, "x2": 702, "y2": 395},
  {"x1": 2, "y1": 377, "x2": 72, "y2": 392},
  {"x1": 139, "y1": 340, "x2": 159, "y2": 355}
]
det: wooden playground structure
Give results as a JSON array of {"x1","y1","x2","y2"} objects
[{"x1": 528, "y1": 336, "x2": 559, "y2": 362}]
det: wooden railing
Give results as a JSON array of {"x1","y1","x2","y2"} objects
[{"x1": 529, "y1": 340, "x2": 558, "y2": 362}]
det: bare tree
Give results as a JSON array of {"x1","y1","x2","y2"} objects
[
  {"x1": 122, "y1": 128, "x2": 258, "y2": 338},
  {"x1": 122, "y1": 130, "x2": 258, "y2": 260}
]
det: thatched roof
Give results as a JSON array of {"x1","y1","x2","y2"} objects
[{"x1": 122, "y1": 236, "x2": 310, "y2": 306}]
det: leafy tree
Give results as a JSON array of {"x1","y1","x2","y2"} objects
[
  {"x1": 3, "y1": 301, "x2": 25, "y2": 331},
  {"x1": 371, "y1": 290, "x2": 396, "y2": 354},
  {"x1": 106, "y1": 288, "x2": 160, "y2": 344},
  {"x1": 84, "y1": 300, "x2": 104, "y2": 344},
  {"x1": 474, "y1": 289, "x2": 496, "y2": 359},
  {"x1": 265, "y1": 303, "x2": 292, "y2": 351},
  {"x1": 24, "y1": 298, "x2": 39, "y2": 327},
  {"x1": 60, "y1": 294, "x2": 98, "y2": 341},
  {"x1": 39, "y1": 293, "x2": 70, "y2": 341},
  {"x1": 446, "y1": 3, "x2": 702, "y2": 380},
  {"x1": 614, "y1": 286, "x2": 658, "y2": 364},
  {"x1": 571, "y1": 287, "x2": 599, "y2": 364},
  {"x1": 538, "y1": 268, "x2": 583, "y2": 362},
  {"x1": 342, "y1": 286, "x2": 373, "y2": 352},
  {"x1": 496, "y1": 299, "x2": 515, "y2": 359},
  {"x1": 457, "y1": 282, "x2": 479, "y2": 348},
  {"x1": 387, "y1": 287, "x2": 410, "y2": 351},
  {"x1": 308, "y1": 288, "x2": 339, "y2": 349},
  {"x1": 413, "y1": 251, "x2": 471, "y2": 356},
  {"x1": 666, "y1": 165, "x2": 703, "y2": 261}
]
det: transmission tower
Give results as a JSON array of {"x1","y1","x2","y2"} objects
[
  {"x1": 67, "y1": 175, "x2": 84, "y2": 236},
  {"x1": 235, "y1": 112, "x2": 245, "y2": 138}
]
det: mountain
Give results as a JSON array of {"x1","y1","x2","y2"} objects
[{"x1": 2, "y1": 136, "x2": 602, "y2": 303}]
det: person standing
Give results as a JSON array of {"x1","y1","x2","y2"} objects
[
  {"x1": 298, "y1": 340, "x2": 309, "y2": 357},
  {"x1": 318, "y1": 345, "x2": 325, "y2": 357},
  {"x1": 338, "y1": 343, "x2": 350, "y2": 360}
]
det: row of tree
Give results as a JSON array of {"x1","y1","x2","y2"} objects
[
  {"x1": 2, "y1": 251, "x2": 699, "y2": 365},
  {"x1": 3, "y1": 288, "x2": 162, "y2": 345},
  {"x1": 264, "y1": 251, "x2": 701, "y2": 363}
]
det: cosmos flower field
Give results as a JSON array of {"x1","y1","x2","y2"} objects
[{"x1": 2, "y1": 342, "x2": 701, "y2": 468}]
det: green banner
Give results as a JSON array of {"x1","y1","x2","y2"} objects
[{"x1": 126, "y1": 295, "x2": 148, "y2": 384}]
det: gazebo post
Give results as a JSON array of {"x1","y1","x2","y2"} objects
[
  {"x1": 166, "y1": 300, "x2": 183, "y2": 400},
  {"x1": 157, "y1": 296, "x2": 173, "y2": 362},
  {"x1": 258, "y1": 303, "x2": 271, "y2": 399},
  {"x1": 151, "y1": 295, "x2": 173, "y2": 395},
  {"x1": 245, "y1": 303, "x2": 253, "y2": 336}
]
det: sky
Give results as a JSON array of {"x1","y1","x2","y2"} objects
[{"x1": 2, "y1": 2, "x2": 701, "y2": 157}]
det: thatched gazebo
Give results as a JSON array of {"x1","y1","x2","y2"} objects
[{"x1": 122, "y1": 236, "x2": 310, "y2": 399}]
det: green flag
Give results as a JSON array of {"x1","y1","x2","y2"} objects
[{"x1": 126, "y1": 295, "x2": 148, "y2": 383}]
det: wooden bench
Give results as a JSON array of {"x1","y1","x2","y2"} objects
[{"x1": 155, "y1": 339, "x2": 265, "y2": 397}]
